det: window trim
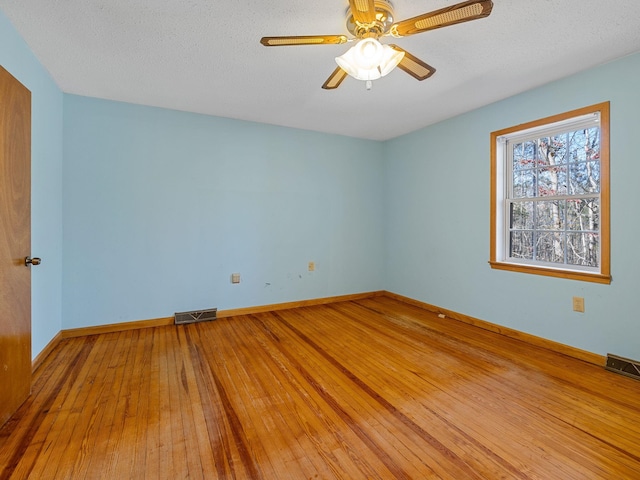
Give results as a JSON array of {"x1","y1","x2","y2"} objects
[{"x1": 490, "y1": 102, "x2": 611, "y2": 284}]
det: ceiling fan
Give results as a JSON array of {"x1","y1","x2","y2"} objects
[{"x1": 260, "y1": 0, "x2": 493, "y2": 90}]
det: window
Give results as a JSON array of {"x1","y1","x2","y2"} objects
[{"x1": 490, "y1": 102, "x2": 610, "y2": 284}]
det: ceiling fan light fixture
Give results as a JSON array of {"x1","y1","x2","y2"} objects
[
  {"x1": 261, "y1": 0, "x2": 495, "y2": 90},
  {"x1": 336, "y1": 38, "x2": 383, "y2": 72},
  {"x1": 378, "y1": 44, "x2": 405, "y2": 76},
  {"x1": 335, "y1": 38, "x2": 404, "y2": 82},
  {"x1": 346, "y1": 65, "x2": 383, "y2": 81}
]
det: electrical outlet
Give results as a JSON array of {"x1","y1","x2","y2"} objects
[
  {"x1": 308, "y1": 261, "x2": 315, "y2": 272},
  {"x1": 573, "y1": 296, "x2": 585, "y2": 312},
  {"x1": 231, "y1": 273, "x2": 241, "y2": 284}
]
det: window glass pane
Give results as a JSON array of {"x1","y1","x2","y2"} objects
[
  {"x1": 567, "y1": 127, "x2": 600, "y2": 163},
  {"x1": 566, "y1": 233, "x2": 599, "y2": 267},
  {"x1": 537, "y1": 137, "x2": 557, "y2": 168},
  {"x1": 513, "y1": 141, "x2": 534, "y2": 171},
  {"x1": 513, "y1": 170, "x2": 535, "y2": 198},
  {"x1": 548, "y1": 134, "x2": 568, "y2": 164},
  {"x1": 536, "y1": 200, "x2": 564, "y2": 230},
  {"x1": 569, "y1": 161, "x2": 600, "y2": 194},
  {"x1": 585, "y1": 126, "x2": 601, "y2": 158},
  {"x1": 535, "y1": 232, "x2": 565, "y2": 264},
  {"x1": 510, "y1": 231, "x2": 533, "y2": 259},
  {"x1": 568, "y1": 130, "x2": 588, "y2": 163},
  {"x1": 510, "y1": 201, "x2": 534, "y2": 229},
  {"x1": 566, "y1": 198, "x2": 599, "y2": 231},
  {"x1": 538, "y1": 166, "x2": 567, "y2": 196}
]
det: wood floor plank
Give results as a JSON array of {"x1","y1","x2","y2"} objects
[
  {"x1": 264, "y1": 304, "x2": 636, "y2": 480},
  {"x1": 230, "y1": 314, "x2": 401, "y2": 479},
  {"x1": 128, "y1": 325, "x2": 154, "y2": 479},
  {"x1": 326, "y1": 300, "x2": 640, "y2": 477},
  {"x1": 352, "y1": 297, "x2": 640, "y2": 458},
  {"x1": 0, "y1": 337, "x2": 95, "y2": 479},
  {"x1": 60, "y1": 333, "x2": 121, "y2": 478},
  {"x1": 175, "y1": 326, "x2": 215, "y2": 479},
  {"x1": 157, "y1": 325, "x2": 179, "y2": 478},
  {"x1": 187, "y1": 330, "x2": 238, "y2": 478},
  {"x1": 2, "y1": 296, "x2": 640, "y2": 479},
  {"x1": 11, "y1": 336, "x2": 100, "y2": 479},
  {"x1": 262, "y1": 308, "x2": 517, "y2": 479}
]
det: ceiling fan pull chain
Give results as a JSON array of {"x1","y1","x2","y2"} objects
[{"x1": 366, "y1": 80, "x2": 373, "y2": 90}]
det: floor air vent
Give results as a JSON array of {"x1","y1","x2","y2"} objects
[
  {"x1": 606, "y1": 353, "x2": 640, "y2": 381},
  {"x1": 174, "y1": 308, "x2": 217, "y2": 325}
]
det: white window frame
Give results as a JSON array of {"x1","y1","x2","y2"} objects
[{"x1": 490, "y1": 102, "x2": 611, "y2": 284}]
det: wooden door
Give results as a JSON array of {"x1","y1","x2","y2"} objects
[{"x1": 0, "y1": 65, "x2": 32, "y2": 428}]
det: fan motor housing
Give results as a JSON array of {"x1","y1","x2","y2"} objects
[{"x1": 347, "y1": 0, "x2": 396, "y2": 38}]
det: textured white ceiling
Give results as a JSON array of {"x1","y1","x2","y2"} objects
[{"x1": 1, "y1": 0, "x2": 640, "y2": 140}]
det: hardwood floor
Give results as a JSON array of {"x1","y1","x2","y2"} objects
[{"x1": 1, "y1": 296, "x2": 640, "y2": 479}]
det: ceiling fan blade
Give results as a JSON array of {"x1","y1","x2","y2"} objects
[
  {"x1": 348, "y1": 0, "x2": 377, "y2": 25},
  {"x1": 322, "y1": 67, "x2": 348, "y2": 90},
  {"x1": 390, "y1": 0, "x2": 493, "y2": 37},
  {"x1": 389, "y1": 45, "x2": 436, "y2": 81},
  {"x1": 260, "y1": 35, "x2": 348, "y2": 46}
]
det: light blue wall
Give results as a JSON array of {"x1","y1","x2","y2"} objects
[
  {"x1": 0, "y1": 11, "x2": 64, "y2": 359},
  {"x1": 62, "y1": 96, "x2": 385, "y2": 328},
  {"x1": 4, "y1": 0, "x2": 639, "y2": 360},
  {"x1": 385, "y1": 53, "x2": 640, "y2": 359}
]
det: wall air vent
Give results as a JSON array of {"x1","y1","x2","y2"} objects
[
  {"x1": 174, "y1": 308, "x2": 217, "y2": 325},
  {"x1": 605, "y1": 353, "x2": 640, "y2": 381}
]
